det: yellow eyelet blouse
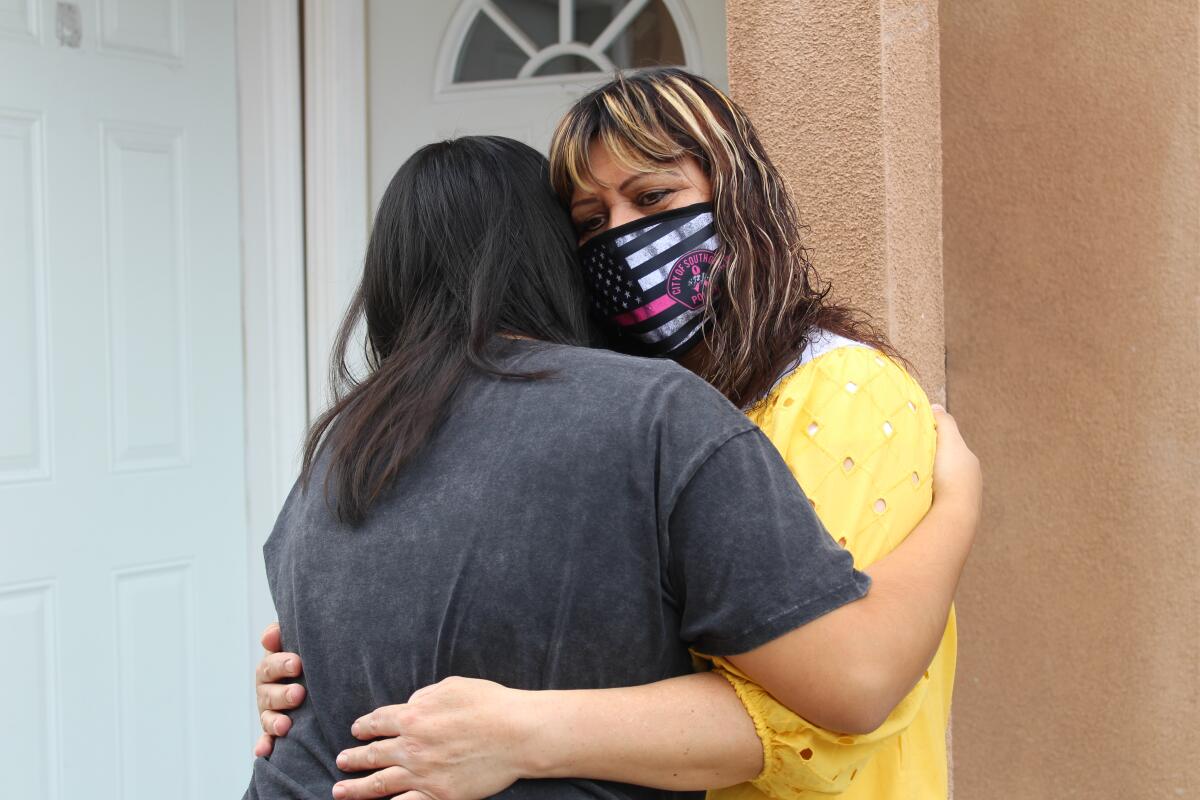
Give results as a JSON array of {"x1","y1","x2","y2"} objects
[{"x1": 701, "y1": 334, "x2": 956, "y2": 799}]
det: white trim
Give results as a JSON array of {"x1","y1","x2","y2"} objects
[
  {"x1": 661, "y1": 0, "x2": 704, "y2": 75},
  {"x1": 480, "y1": 0, "x2": 538, "y2": 58},
  {"x1": 558, "y1": 0, "x2": 573, "y2": 45},
  {"x1": 303, "y1": 0, "x2": 369, "y2": 414},
  {"x1": 435, "y1": 71, "x2": 617, "y2": 104},
  {"x1": 234, "y1": 0, "x2": 308, "y2": 718},
  {"x1": 517, "y1": 42, "x2": 614, "y2": 79},
  {"x1": 434, "y1": 0, "x2": 705, "y2": 99},
  {"x1": 590, "y1": 0, "x2": 650, "y2": 54},
  {"x1": 745, "y1": 330, "x2": 871, "y2": 410},
  {"x1": 798, "y1": 329, "x2": 868, "y2": 366},
  {"x1": 436, "y1": 0, "x2": 487, "y2": 96}
]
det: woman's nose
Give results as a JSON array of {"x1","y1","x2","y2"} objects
[{"x1": 606, "y1": 204, "x2": 646, "y2": 232}]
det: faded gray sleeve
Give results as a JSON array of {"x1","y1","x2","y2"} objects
[{"x1": 666, "y1": 429, "x2": 871, "y2": 656}]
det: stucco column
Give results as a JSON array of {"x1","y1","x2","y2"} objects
[
  {"x1": 941, "y1": 2, "x2": 1200, "y2": 796},
  {"x1": 725, "y1": 0, "x2": 945, "y2": 400}
]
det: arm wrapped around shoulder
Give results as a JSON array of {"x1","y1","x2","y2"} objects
[
  {"x1": 702, "y1": 346, "x2": 955, "y2": 799},
  {"x1": 709, "y1": 657, "x2": 929, "y2": 796}
]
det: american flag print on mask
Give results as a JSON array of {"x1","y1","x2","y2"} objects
[{"x1": 578, "y1": 202, "x2": 718, "y2": 358}]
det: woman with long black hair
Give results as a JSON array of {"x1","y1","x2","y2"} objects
[{"x1": 244, "y1": 134, "x2": 980, "y2": 800}]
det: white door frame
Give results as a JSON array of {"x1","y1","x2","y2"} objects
[
  {"x1": 302, "y1": 0, "x2": 370, "y2": 413},
  {"x1": 233, "y1": 0, "x2": 370, "y2": 663},
  {"x1": 234, "y1": 0, "x2": 310, "y2": 658}
]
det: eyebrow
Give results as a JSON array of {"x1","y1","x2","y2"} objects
[
  {"x1": 570, "y1": 169, "x2": 685, "y2": 211},
  {"x1": 570, "y1": 196, "x2": 601, "y2": 211}
]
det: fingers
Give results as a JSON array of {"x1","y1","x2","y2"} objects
[
  {"x1": 351, "y1": 704, "x2": 409, "y2": 740},
  {"x1": 260, "y1": 709, "x2": 293, "y2": 737},
  {"x1": 336, "y1": 742, "x2": 375, "y2": 772},
  {"x1": 253, "y1": 732, "x2": 275, "y2": 758},
  {"x1": 930, "y1": 403, "x2": 954, "y2": 427},
  {"x1": 252, "y1": 626, "x2": 302, "y2": 751},
  {"x1": 934, "y1": 408, "x2": 973, "y2": 459},
  {"x1": 257, "y1": 680, "x2": 305, "y2": 713},
  {"x1": 930, "y1": 404, "x2": 982, "y2": 508},
  {"x1": 930, "y1": 405, "x2": 970, "y2": 464},
  {"x1": 257, "y1": 652, "x2": 303, "y2": 686},
  {"x1": 260, "y1": 622, "x2": 283, "y2": 653},
  {"x1": 337, "y1": 737, "x2": 404, "y2": 773},
  {"x1": 331, "y1": 765, "x2": 416, "y2": 800}
]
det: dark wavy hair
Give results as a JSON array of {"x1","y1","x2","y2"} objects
[
  {"x1": 303, "y1": 136, "x2": 594, "y2": 524},
  {"x1": 550, "y1": 67, "x2": 896, "y2": 408}
]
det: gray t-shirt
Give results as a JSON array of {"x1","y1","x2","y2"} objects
[{"x1": 245, "y1": 341, "x2": 869, "y2": 800}]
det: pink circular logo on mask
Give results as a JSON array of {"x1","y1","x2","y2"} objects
[{"x1": 666, "y1": 249, "x2": 714, "y2": 310}]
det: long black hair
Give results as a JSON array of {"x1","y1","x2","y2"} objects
[{"x1": 303, "y1": 136, "x2": 594, "y2": 524}]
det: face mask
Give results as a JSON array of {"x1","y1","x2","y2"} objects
[{"x1": 578, "y1": 202, "x2": 717, "y2": 359}]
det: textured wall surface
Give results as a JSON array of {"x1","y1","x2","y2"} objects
[
  {"x1": 726, "y1": 0, "x2": 946, "y2": 399},
  {"x1": 942, "y1": 2, "x2": 1200, "y2": 796}
]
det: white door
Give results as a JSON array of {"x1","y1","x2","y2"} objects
[
  {"x1": 306, "y1": 0, "x2": 726, "y2": 395},
  {"x1": 0, "y1": 1, "x2": 250, "y2": 798}
]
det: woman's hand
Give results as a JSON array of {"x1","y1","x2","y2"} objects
[
  {"x1": 332, "y1": 677, "x2": 535, "y2": 800},
  {"x1": 930, "y1": 404, "x2": 983, "y2": 515},
  {"x1": 253, "y1": 622, "x2": 306, "y2": 757}
]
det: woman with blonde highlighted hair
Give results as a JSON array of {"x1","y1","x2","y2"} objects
[
  {"x1": 552, "y1": 68, "x2": 892, "y2": 408},
  {"x1": 254, "y1": 69, "x2": 964, "y2": 800},
  {"x1": 547, "y1": 67, "x2": 954, "y2": 800}
]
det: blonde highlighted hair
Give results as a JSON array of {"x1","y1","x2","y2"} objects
[{"x1": 549, "y1": 68, "x2": 893, "y2": 407}]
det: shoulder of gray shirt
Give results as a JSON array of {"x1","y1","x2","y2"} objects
[{"x1": 507, "y1": 341, "x2": 761, "y2": 500}]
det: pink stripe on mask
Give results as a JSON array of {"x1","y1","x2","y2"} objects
[{"x1": 611, "y1": 294, "x2": 678, "y2": 326}]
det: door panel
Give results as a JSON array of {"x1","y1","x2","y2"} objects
[
  {"x1": 0, "y1": 1, "x2": 250, "y2": 796},
  {"x1": 103, "y1": 123, "x2": 190, "y2": 471},
  {"x1": 0, "y1": 111, "x2": 50, "y2": 482},
  {"x1": 0, "y1": 580, "x2": 57, "y2": 798}
]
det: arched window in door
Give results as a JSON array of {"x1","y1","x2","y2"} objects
[{"x1": 440, "y1": 0, "x2": 702, "y2": 90}]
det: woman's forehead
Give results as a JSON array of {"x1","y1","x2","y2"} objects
[{"x1": 570, "y1": 141, "x2": 679, "y2": 196}]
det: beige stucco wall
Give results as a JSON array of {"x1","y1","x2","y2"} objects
[
  {"x1": 726, "y1": 0, "x2": 946, "y2": 399},
  {"x1": 729, "y1": 0, "x2": 1200, "y2": 795},
  {"x1": 942, "y1": 2, "x2": 1200, "y2": 796}
]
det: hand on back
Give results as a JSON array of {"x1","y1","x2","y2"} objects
[
  {"x1": 253, "y1": 622, "x2": 305, "y2": 757},
  {"x1": 331, "y1": 677, "x2": 531, "y2": 800},
  {"x1": 252, "y1": 625, "x2": 524, "y2": 798},
  {"x1": 930, "y1": 404, "x2": 983, "y2": 517}
]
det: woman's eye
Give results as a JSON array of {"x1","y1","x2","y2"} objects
[
  {"x1": 637, "y1": 189, "x2": 674, "y2": 206},
  {"x1": 577, "y1": 215, "x2": 606, "y2": 233}
]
